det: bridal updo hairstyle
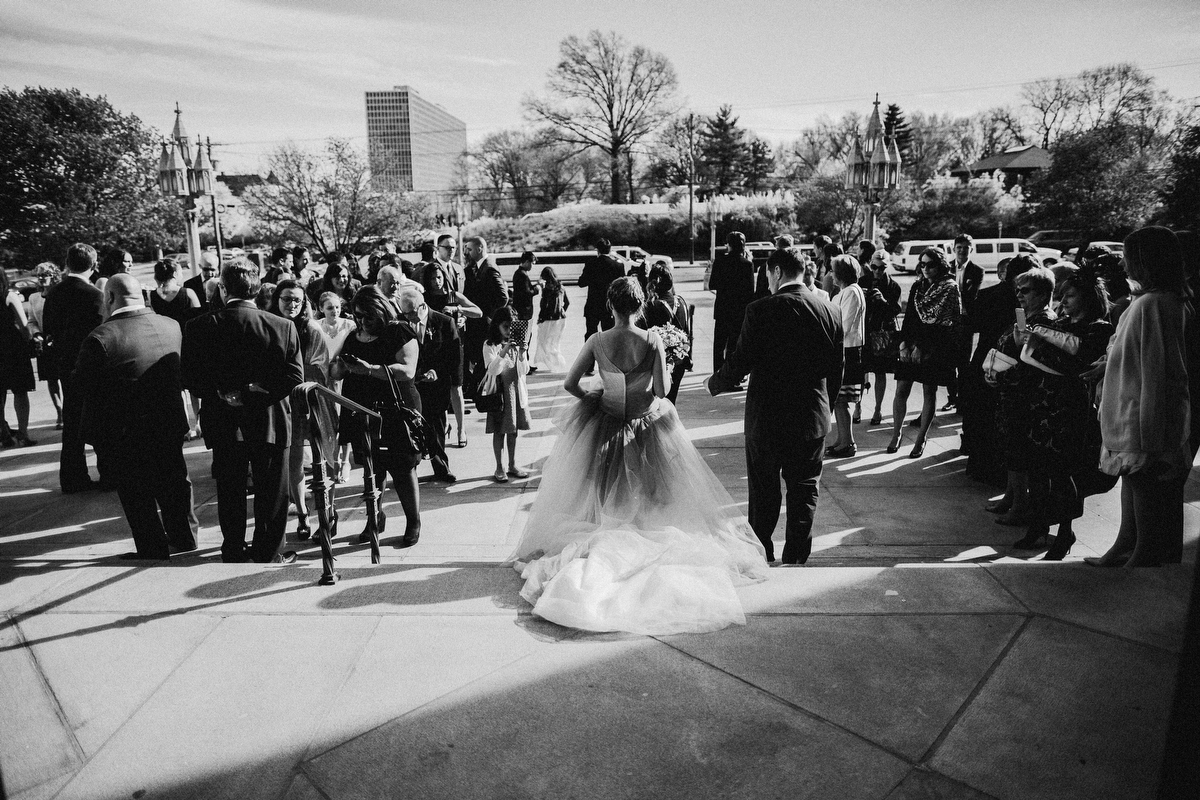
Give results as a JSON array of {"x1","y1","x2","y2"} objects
[{"x1": 607, "y1": 276, "x2": 645, "y2": 317}]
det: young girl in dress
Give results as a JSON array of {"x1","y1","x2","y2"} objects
[
  {"x1": 318, "y1": 292, "x2": 357, "y2": 482},
  {"x1": 483, "y1": 306, "x2": 531, "y2": 482}
]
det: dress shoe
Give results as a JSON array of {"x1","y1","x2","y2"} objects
[
  {"x1": 118, "y1": 551, "x2": 169, "y2": 561},
  {"x1": 169, "y1": 543, "x2": 199, "y2": 555},
  {"x1": 1043, "y1": 529, "x2": 1076, "y2": 561},
  {"x1": 940, "y1": 401, "x2": 956, "y2": 412},
  {"x1": 885, "y1": 437, "x2": 902, "y2": 454},
  {"x1": 1012, "y1": 526, "x2": 1049, "y2": 550},
  {"x1": 870, "y1": 413, "x2": 883, "y2": 425},
  {"x1": 909, "y1": 441, "x2": 926, "y2": 459},
  {"x1": 295, "y1": 519, "x2": 312, "y2": 541},
  {"x1": 780, "y1": 538, "x2": 812, "y2": 565},
  {"x1": 396, "y1": 531, "x2": 420, "y2": 548},
  {"x1": 507, "y1": 467, "x2": 530, "y2": 479},
  {"x1": 435, "y1": 472, "x2": 457, "y2": 483},
  {"x1": 825, "y1": 444, "x2": 857, "y2": 458},
  {"x1": 268, "y1": 550, "x2": 298, "y2": 565},
  {"x1": 984, "y1": 498, "x2": 1012, "y2": 514}
]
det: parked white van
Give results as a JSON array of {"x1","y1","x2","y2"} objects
[
  {"x1": 892, "y1": 240, "x2": 951, "y2": 273},
  {"x1": 967, "y1": 239, "x2": 1062, "y2": 271}
]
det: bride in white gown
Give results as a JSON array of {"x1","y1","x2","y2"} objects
[{"x1": 511, "y1": 277, "x2": 769, "y2": 635}]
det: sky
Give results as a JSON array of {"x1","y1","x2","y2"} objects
[{"x1": 2, "y1": 0, "x2": 1200, "y2": 174}]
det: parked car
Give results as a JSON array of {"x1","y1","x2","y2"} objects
[
  {"x1": 891, "y1": 240, "x2": 952, "y2": 273},
  {"x1": 1027, "y1": 229, "x2": 1086, "y2": 254},
  {"x1": 1064, "y1": 241, "x2": 1123, "y2": 264},
  {"x1": 4, "y1": 269, "x2": 40, "y2": 300},
  {"x1": 612, "y1": 245, "x2": 673, "y2": 271}
]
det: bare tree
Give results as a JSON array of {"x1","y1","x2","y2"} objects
[
  {"x1": 524, "y1": 30, "x2": 679, "y2": 204},
  {"x1": 1022, "y1": 77, "x2": 1077, "y2": 149},
  {"x1": 243, "y1": 138, "x2": 429, "y2": 258}
]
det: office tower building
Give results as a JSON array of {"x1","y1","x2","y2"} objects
[{"x1": 365, "y1": 85, "x2": 467, "y2": 196}]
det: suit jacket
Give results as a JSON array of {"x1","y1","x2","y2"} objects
[
  {"x1": 73, "y1": 307, "x2": 188, "y2": 454},
  {"x1": 43, "y1": 274, "x2": 104, "y2": 376},
  {"x1": 956, "y1": 260, "x2": 985, "y2": 317},
  {"x1": 465, "y1": 259, "x2": 508, "y2": 320},
  {"x1": 709, "y1": 251, "x2": 756, "y2": 322},
  {"x1": 415, "y1": 309, "x2": 461, "y2": 392},
  {"x1": 578, "y1": 254, "x2": 626, "y2": 319},
  {"x1": 181, "y1": 300, "x2": 304, "y2": 448},
  {"x1": 968, "y1": 282, "x2": 1017, "y2": 365},
  {"x1": 182, "y1": 274, "x2": 211, "y2": 314},
  {"x1": 715, "y1": 284, "x2": 844, "y2": 441}
]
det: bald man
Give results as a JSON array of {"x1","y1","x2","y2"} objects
[{"x1": 73, "y1": 274, "x2": 199, "y2": 560}]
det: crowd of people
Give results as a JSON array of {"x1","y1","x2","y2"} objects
[
  {"x1": 708, "y1": 226, "x2": 1198, "y2": 568},
  {"x1": 1, "y1": 225, "x2": 1195, "y2": 574}
]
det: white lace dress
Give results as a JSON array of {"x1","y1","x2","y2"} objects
[{"x1": 511, "y1": 331, "x2": 768, "y2": 635}]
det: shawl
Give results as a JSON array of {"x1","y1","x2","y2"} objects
[
  {"x1": 913, "y1": 277, "x2": 961, "y2": 326},
  {"x1": 1098, "y1": 290, "x2": 1191, "y2": 475}
]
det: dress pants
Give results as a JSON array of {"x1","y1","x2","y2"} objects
[
  {"x1": 110, "y1": 442, "x2": 199, "y2": 558},
  {"x1": 212, "y1": 439, "x2": 289, "y2": 562},
  {"x1": 712, "y1": 316, "x2": 742, "y2": 376},
  {"x1": 746, "y1": 430, "x2": 825, "y2": 562},
  {"x1": 418, "y1": 384, "x2": 452, "y2": 477},
  {"x1": 58, "y1": 375, "x2": 92, "y2": 491},
  {"x1": 583, "y1": 314, "x2": 614, "y2": 341}
]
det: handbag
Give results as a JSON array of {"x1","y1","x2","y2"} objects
[
  {"x1": 372, "y1": 367, "x2": 429, "y2": 456},
  {"x1": 897, "y1": 341, "x2": 927, "y2": 364},
  {"x1": 475, "y1": 369, "x2": 503, "y2": 414}
]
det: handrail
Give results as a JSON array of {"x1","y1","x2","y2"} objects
[
  {"x1": 293, "y1": 381, "x2": 384, "y2": 584},
  {"x1": 295, "y1": 381, "x2": 380, "y2": 419}
]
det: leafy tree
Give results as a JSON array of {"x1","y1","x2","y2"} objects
[
  {"x1": 1158, "y1": 120, "x2": 1200, "y2": 231},
  {"x1": 642, "y1": 114, "x2": 695, "y2": 191},
  {"x1": 743, "y1": 138, "x2": 774, "y2": 193},
  {"x1": 524, "y1": 30, "x2": 679, "y2": 204},
  {"x1": 242, "y1": 138, "x2": 431, "y2": 259},
  {"x1": 700, "y1": 105, "x2": 748, "y2": 194},
  {"x1": 0, "y1": 87, "x2": 181, "y2": 268},
  {"x1": 1024, "y1": 124, "x2": 1161, "y2": 238},
  {"x1": 883, "y1": 104, "x2": 913, "y2": 164},
  {"x1": 793, "y1": 175, "x2": 864, "y2": 244}
]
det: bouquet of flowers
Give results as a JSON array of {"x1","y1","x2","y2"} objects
[{"x1": 649, "y1": 324, "x2": 690, "y2": 368}]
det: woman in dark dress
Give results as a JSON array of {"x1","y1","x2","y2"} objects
[
  {"x1": 861, "y1": 251, "x2": 902, "y2": 425},
  {"x1": 150, "y1": 259, "x2": 201, "y2": 327},
  {"x1": 422, "y1": 263, "x2": 481, "y2": 447},
  {"x1": 643, "y1": 265, "x2": 691, "y2": 404},
  {"x1": 888, "y1": 248, "x2": 962, "y2": 458},
  {"x1": 1000, "y1": 268, "x2": 1114, "y2": 559},
  {"x1": 330, "y1": 286, "x2": 422, "y2": 548},
  {"x1": 0, "y1": 268, "x2": 37, "y2": 447},
  {"x1": 986, "y1": 266, "x2": 1057, "y2": 526}
]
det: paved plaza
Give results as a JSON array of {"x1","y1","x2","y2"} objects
[{"x1": 1, "y1": 269, "x2": 1195, "y2": 800}]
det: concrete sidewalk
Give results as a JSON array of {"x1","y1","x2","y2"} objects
[{"x1": 1, "y1": 273, "x2": 1194, "y2": 800}]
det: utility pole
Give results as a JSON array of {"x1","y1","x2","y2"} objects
[
  {"x1": 206, "y1": 137, "x2": 224, "y2": 265},
  {"x1": 687, "y1": 112, "x2": 696, "y2": 266}
]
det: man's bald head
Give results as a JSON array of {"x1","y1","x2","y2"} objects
[
  {"x1": 377, "y1": 266, "x2": 401, "y2": 294},
  {"x1": 105, "y1": 273, "x2": 145, "y2": 316}
]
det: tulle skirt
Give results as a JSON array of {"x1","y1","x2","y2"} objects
[
  {"x1": 535, "y1": 319, "x2": 569, "y2": 372},
  {"x1": 511, "y1": 392, "x2": 769, "y2": 635}
]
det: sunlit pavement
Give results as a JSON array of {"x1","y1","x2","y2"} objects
[{"x1": 1, "y1": 267, "x2": 1194, "y2": 799}]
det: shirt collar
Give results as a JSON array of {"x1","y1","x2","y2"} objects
[{"x1": 108, "y1": 305, "x2": 144, "y2": 318}]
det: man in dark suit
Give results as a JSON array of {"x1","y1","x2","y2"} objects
[
  {"x1": 708, "y1": 247, "x2": 843, "y2": 565},
  {"x1": 462, "y1": 236, "x2": 507, "y2": 394},
  {"x1": 182, "y1": 261, "x2": 304, "y2": 564},
  {"x1": 399, "y1": 287, "x2": 460, "y2": 483},
  {"x1": 182, "y1": 251, "x2": 220, "y2": 314},
  {"x1": 42, "y1": 243, "x2": 106, "y2": 493},
  {"x1": 708, "y1": 231, "x2": 756, "y2": 376},
  {"x1": 945, "y1": 233, "x2": 984, "y2": 410},
  {"x1": 577, "y1": 239, "x2": 626, "y2": 341},
  {"x1": 74, "y1": 274, "x2": 198, "y2": 560}
]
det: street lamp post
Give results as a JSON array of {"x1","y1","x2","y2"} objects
[
  {"x1": 845, "y1": 95, "x2": 901, "y2": 245},
  {"x1": 157, "y1": 104, "x2": 214, "y2": 277}
]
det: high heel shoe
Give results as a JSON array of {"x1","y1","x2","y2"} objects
[
  {"x1": 1012, "y1": 525, "x2": 1049, "y2": 550},
  {"x1": 909, "y1": 441, "x2": 925, "y2": 459},
  {"x1": 295, "y1": 518, "x2": 312, "y2": 541},
  {"x1": 870, "y1": 413, "x2": 883, "y2": 425},
  {"x1": 984, "y1": 498, "x2": 1012, "y2": 514},
  {"x1": 1043, "y1": 529, "x2": 1076, "y2": 561},
  {"x1": 885, "y1": 437, "x2": 902, "y2": 454}
]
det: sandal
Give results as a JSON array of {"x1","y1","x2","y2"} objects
[
  {"x1": 507, "y1": 467, "x2": 529, "y2": 479},
  {"x1": 458, "y1": 434, "x2": 468, "y2": 448},
  {"x1": 493, "y1": 470, "x2": 509, "y2": 483}
]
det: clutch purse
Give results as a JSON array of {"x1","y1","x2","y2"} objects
[{"x1": 982, "y1": 348, "x2": 1017, "y2": 373}]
